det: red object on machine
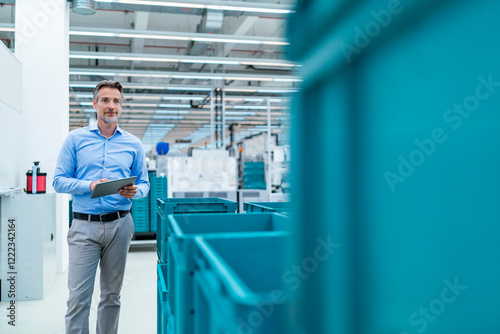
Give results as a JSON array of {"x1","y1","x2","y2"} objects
[{"x1": 26, "y1": 161, "x2": 47, "y2": 194}]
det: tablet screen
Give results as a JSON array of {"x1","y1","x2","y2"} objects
[{"x1": 90, "y1": 176, "x2": 137, "y2": 199}]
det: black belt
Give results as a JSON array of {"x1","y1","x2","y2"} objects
[{"x1": 73, "y1": 210, "x2": 130, "y2": 222}]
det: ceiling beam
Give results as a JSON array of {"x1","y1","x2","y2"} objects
[{"x1": 131, "y1": 11, "x2": 151, "y2": 65}]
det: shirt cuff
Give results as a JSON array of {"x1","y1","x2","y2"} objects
[{"x1": 81, "y1": 180, "x2": 93, "y2": 194}]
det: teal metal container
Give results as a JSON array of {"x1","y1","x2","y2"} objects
[
  {"x1": 156, "y1": 202, "x2": 167, "y2": 261},
  {"x1": 150, "y1": 175, "x2": 168, "y2": 232},
  {"x1": 157, "y1": 263, "x2": 170, "y2": 334},
  {"x1": 244, "y1": 201, "x2": 291, "y2": 214},
  {"x1": 288, "y1": 1, "x2": 500, "y2": 333},
  {"x1": 243, "y1": 161, "x2": 266, "y2": 189},
  {"x1": 156, "y1": 198, "x2": 238, "y2": 263},
  {"x1": 131, "y1": 194, "x2": 150, "y2": 232},
  {"x1": 192, "y1": 234, "x2": 290, "y2": 334},
  {"x1": 168, "y1": 213, "x2": 291, "y2": 334}
]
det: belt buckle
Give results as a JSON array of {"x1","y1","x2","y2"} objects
[{"x1": 99, "y1": 213, "x2": 107, "y2": 223}]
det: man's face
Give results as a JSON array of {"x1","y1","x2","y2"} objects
[{"x1": 93, "y1": 87, "x2": 122, "y2": 124}]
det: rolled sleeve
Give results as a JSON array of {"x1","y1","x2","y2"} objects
[
  {"x1": 130, "y1": 143, "x2": 150, "y2": 199},
  {"x1": 53, "y1": 136, "x2": 92, "y2": 195}
]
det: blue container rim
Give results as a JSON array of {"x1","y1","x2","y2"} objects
[
  {"x1": 167, "y1": 212, "x2": 285, "y2": 238},
  {"x1": 193, "y1": 233, "x2": 289, "y2": 304}
]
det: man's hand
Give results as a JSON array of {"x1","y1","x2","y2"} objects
[
  {"x1": 90, "y1": 178, "x2": 110, "y2": 191},
  {"x1": 118, "y1": 185, "x2": 137, "y2": 199}
]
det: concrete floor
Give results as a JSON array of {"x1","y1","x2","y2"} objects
[{"x1": 0, "y1": 244, "x2": 157, "y2": 334}]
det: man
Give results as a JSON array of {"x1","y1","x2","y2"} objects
[{"x1": 53, "y1": 80, "x2": 150, "y2": 334}]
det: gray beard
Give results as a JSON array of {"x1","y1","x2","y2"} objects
[{"x1": 99, "y1": 114, "x2": 118, "y2": 124}]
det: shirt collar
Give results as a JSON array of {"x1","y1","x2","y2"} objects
[{"x1": 89, "y1": 122, "x2": 123, "y2": 136}]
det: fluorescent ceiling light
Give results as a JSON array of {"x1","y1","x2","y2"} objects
[
  {"x1": 171, "y1": 74, "x2": 224, "y2": 80},
  {"x1": 94, "y1": 0, "x2": 294, "y2": 14},
  {"x1": 240, "y1": 61, "x2": 296, "y2": 68},
  {"x1": 167, "y1": 86, "x2": 211, "y2": 91},
  {"x1": 241, "y1": 98, "x2": 283, "y2": 103},
  {"x1": 117, "y1": 33, "x2": 188, "y2": 40},
  {"x1": 124, "y1": 103, "x2": 159, "y2": 107},
  {"x1": 70, "y1": 83, "x2": 97, "y2": 88},
  {"x1": 97, "y1": 0, "x2": 204, "y2": 8},
  {"x1": 191, "y1": 37, "x2": 257, "y2": 44},
  {"x1": 71, "y1": 31, "x2": 116, "y2": 37},
  {"x1": 162, "y1": 96, "x2": 204, "y2": 101},
  {"x1": 69, "y1": 26, "x2": 288, "y2": 46},
  {"x1": 224, "y1": 88, "x2": 258, "y2": 93},
  {"x1": 124, "y1": 96, "x2": 162, "y2": 100},
  {"x1": 225, "y1": 117, "x2": 247, "y2": 121},
  {"x1": 181, "y1": 59, "x2": 240, "y2": 65},
  {"x1": 133, "y1": 33, "x2": 279, "y2": 44},
  {"x1": 254, "y1": 125, "x2": 281, "y2": 129},
  {"x1": 224, "y1": 76, "x2": 273, "y2": 82},
  {"x1": 69, "y1": 81, "x2": 297, "y2": 93},
  {"x1": 70, "y1": 54, "x2": 118, "y2": 60},
  {"x1": 158, "y1": 103, "x2": 191, "y2": 108},
  {"x1": 148, "y1": 123, "x2": 176, "y2": 127},
  {"x1": 117, "y1": 56, "x2": 179, "y2": 62},
  {"x1": 225, "y1": 111, "x2": 256, "y2": 116},
  {"x1": 231, "y1": 105, "x2": 268, "y2": 110},
  {"x1": 257, "y1": 88, "x2": 298, "y2": 93},
  {"x1": 155, "y1": 110, "x2": 191, "y2": 114},
  {"x1": 71, "y1": 71, "x2": 117, "y2": 76},
  {"x1": 152, "y1": 115, "x2": 184, "y2": 119},
  {"x1": 0, "y1": 27, "x2": 15, "y2": 32},
  {"x1": 273, "y1": 78, "x2": 302, "y2": 82}
]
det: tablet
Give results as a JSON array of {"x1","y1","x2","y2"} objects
[{"x1": 90, "y1": 176, "x2": 137, "y2": 199}]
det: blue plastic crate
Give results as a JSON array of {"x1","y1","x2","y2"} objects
[
  {"x1": 156, "y1": 208, "x2": 167, "y2": 261},
  {"x1": 192, "y1": 234, "x2": 290, "y2": 334},
  {"x1": 287, "y1": 1, "x2": 500, "y2": 333},
  {"x1": 244, "y1": 161, "x2": 265, "y2": 168},
  {"x1": 244, "y1": 201, "x2": 291, "y2": 214},
  {"x1": 168, "y1": 213, "x2": 291, "y2": 334},
  {"x1": 150, "y1": 176, "x2": 168, "y2": 232},
  {"x1": 156, "y1": 198, "x2": 238, "y2": 263},
  {"x1": 157, "y1": 263, "x2": 170, "y2": 334},
  {"x1": 243, "y1": 181, "x2": 266, "y2": 190},
  {"x1": 132, "y1": 195, "x2": 150, "y2": 232}
]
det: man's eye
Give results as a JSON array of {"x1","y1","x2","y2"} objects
[{"x1": 102, "y1": 98, "x2": 108, "y2": 102}]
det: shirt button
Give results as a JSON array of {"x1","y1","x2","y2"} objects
[{"x1": 103, "y1": 167, "x2": 107, "y2": 170}]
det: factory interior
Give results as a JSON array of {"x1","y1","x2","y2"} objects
[{"x1": 1, "y1": 0, "x2": 500, "y2": 333}]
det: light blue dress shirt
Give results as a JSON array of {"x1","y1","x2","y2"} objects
[{"x1": 53, "y1": 123, "x2": 150, "y2": 214}]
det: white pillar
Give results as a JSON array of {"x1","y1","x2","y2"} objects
[{"x1": 15, "y1": 0, "x2": 70, "y2": 273}]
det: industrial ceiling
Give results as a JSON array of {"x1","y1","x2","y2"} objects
[{"x1": 0, "y1": 0, "x2": 298, "y2": 154}]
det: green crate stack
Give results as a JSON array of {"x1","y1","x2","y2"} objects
[
  {"x1": 156, "y1": 198, "x2": 239, "y2": 264},
  {"x1": 193, "y1": 234, "x2": 290, "y2": 334},
  {"x1": 131, "y1": 194, "x2": 150, "y2": 232},
  {"x1": 243, "y1": 161, "x2": 266, "y2": 189},
  {"x1": 149, "y1": 174, "x2": 168, "y2": 232},
  {"x1": 157, "y1": 263, "x2": 170, "y2": 334},
  {"x1": 244, "y1": 201, "x2": 291, "y2": 215},
  {"x1": 287, "y1": 1, "x2": 500, "y2": 333},
  {"x1": 168, "y1": 213, "x2": 289, "y2": 334}
]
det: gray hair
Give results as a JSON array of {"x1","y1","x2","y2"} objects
[{"x1": 93, "y1": 80, "x2": 124, "y2": 103}]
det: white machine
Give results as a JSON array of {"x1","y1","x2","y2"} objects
[{"x1": 0, "y1": 193, "x2": 56, "y2": 301}]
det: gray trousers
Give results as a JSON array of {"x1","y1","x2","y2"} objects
[{"x1": 65, "y1": 212, "x2": 134, "y2": 334}]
